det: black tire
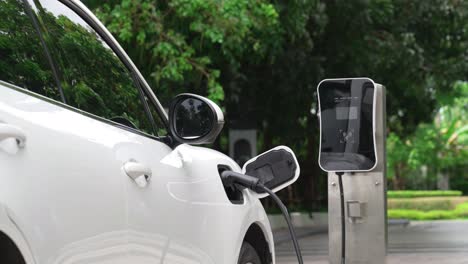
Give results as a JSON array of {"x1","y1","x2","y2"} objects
[
  {"x1": 0, "y1": 232, "x2": 25, "y2": 264},
  {"x1": 238, "y1": 241, "x2": 262, "y2": 264}
]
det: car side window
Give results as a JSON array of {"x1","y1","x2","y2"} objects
[
  {"x1": 0, "y1": 0, "x2": 62, "y2": 101},
  {"x1": 26, "y1": 0, "x2": 163, "y2": 136}
]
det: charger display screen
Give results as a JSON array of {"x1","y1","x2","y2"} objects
[{"x1": 318, "y1": 78, "x2": 376, "y2": 171}]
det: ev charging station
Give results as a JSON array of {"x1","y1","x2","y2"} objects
[{"x1": 317, "y1": 78, "x2": 387, "y2": 264}]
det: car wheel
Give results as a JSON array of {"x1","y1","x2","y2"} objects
[{"x1": 238, "y1": 241, "x2": 262, "y2": 264}]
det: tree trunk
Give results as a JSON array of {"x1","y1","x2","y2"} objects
[
  {"x1": 392, "y1": 163, "x2": 404, "y2": 190},
  {"x1": 301, "y1": 118, "x2": 323, "y2": 211},
  {"x1": 437, "y1": 169, "x2": 450, "y2": 190}
]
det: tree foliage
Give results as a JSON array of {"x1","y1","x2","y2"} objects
[
  {"x1": 81, "y1": 0, "x2": 468, "y2": 204},
  {"x1": 411, "y1": 82, "x2": 467, "y2": 169},
  {"x1": 83, "y1": 0, "x2": 468, "y2": 139},
  {"x1": 88, "y1": 0, "x2": 282, "y2": 104},
  {"x1": 388, "y1": 81, "x2": 468, "y2": 190}
]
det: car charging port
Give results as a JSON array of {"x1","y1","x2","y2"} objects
[{"x1": 218, "y1": 165, "x2": 244, "y2": 204}]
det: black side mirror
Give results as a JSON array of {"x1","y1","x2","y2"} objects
[
  {"x1": 169, "y1": 93, "x2": 224, "y2": 145},
  {"x1": 243, "y1": 146, "x2": 300, "y2": 198}
]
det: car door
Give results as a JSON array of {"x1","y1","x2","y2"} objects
[
  {"x1": 22, "y1": 1, "x2": 238, "y2": 263},
  {"x1": 1, "y1": 0, "x2": 178, "y2": 263},
  {"x1": 0, "y1": 0, "x2": 131, "y2": 263}
]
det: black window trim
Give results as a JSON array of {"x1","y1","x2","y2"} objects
[
  {"x1": 131, "y1": 70, "x2": 159, "y2": 135},
  {"x1": 4, "y1": 0, "x2": 172, "y2": 144},
  {"x1": 22, "y1": 0, "x2": 67, "y2": 104}
]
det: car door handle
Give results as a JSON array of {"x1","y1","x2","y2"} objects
[
  {"x1": 124, "y1": 161, "x2": 152, "y2": 188},
  {"x1": 0, "y1": 123, "x2": 26, "y2": 148}
]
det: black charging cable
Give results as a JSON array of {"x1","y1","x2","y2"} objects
[
  {"x1": 336, "y1": 172, "x2": 346, "y2": 264},
  {"x1": 257, "y1": 184, "x2": 304, "y2": 264},
  {"x1": 221, "y1": 171, "x2": 304, "y2": 264}
]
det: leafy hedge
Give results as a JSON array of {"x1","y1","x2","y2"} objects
[
  {"x1": 387, "y1": 190, "x2": 462, "y2": 198},
  {"x1": 387, "y1": 199, "x2": 454, "y2": 211},
  {"x1": 388, "y1": 203, "x2": 468, "y2": 220}
]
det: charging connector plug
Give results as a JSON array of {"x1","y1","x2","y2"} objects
[{"x1": 220, "y1": 170, "x2": 260, "y2": 189}]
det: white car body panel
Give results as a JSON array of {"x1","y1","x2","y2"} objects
[
  {"x1": 0, "y1": 83, "x2": 274, "y2": 264},
  {"x1": 0, "y1": 85, "x2": 130, "y2": 263}
]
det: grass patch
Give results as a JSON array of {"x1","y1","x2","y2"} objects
[
  {"x1": 455, "y1": 203, "x2": 468, "y2": 218},
  {"x1": 387, "y1": 190, "x2": 462, "y2": 198},
  {"x1": 388, "y1": 202, "x2": 468, "y2": 220},
  {"x1": 387, "y1": 196, "x2": 468, "y2": 211}
]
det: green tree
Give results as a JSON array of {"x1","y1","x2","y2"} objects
[
  {"x1": 408, "y1": 81, "x2": 468, "y2": 189},
  {"x1": 81, "y1": 0, "x2": 468, "y2": 206},
  {"x1": 387, "y1": 132, "x2": 410, "y2": 190},
  {"x1": 88, "y1": 0, "x2": 282, "y2": 105}
]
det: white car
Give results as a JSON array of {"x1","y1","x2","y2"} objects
[{"x1": 0, "y1": 0, "x2": 300, "y2": 263}]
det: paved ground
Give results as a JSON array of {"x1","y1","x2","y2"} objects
[{"x1": 274, "y1": 220, "x2": 468, "y2": 264}]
